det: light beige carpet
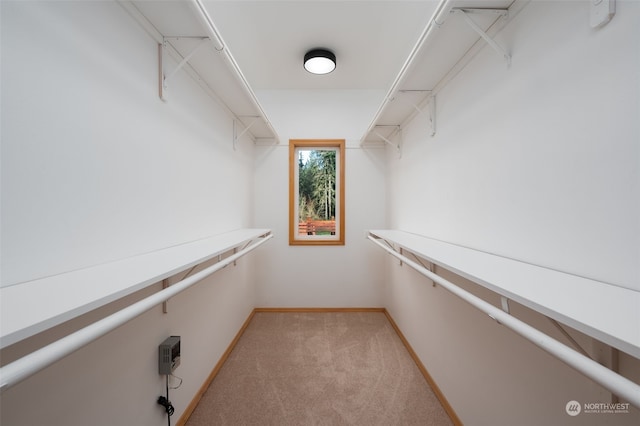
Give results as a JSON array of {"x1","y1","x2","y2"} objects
[{"x1": 186, "y1": 311, "x2": 453, "y2": 426}]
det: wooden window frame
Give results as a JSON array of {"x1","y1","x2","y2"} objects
[{"x1": 289, "y1": 139, "x2": 345, "y2": 246}]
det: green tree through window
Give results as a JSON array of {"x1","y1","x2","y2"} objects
[
  {"x1": 289, "y1": 140, "x2": 345, "y2": 245},
  {"x1": 298, "y1": 149, "x2": 336, "y2": 222}
]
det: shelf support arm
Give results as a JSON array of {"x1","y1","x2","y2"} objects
[
  {"x1": 548, "y1": 318, "x2": 593, "y2": 360},
  {"x1": 500, "y1": 296, "x2": 510, "y2": 314},
  {"x1": 396, "y1": 90, "x2": 431, "y2": 114},
  {"x1": 373, "y1": 126, "x2": 401, "y2": 158},
  {"x1": 160, "y1": 37, "x2": 210, "y2": 101},
  {"x1": 454, "y1": 9, "x2": 511, "y2": 66},
  {"x1": 233, "y1": 116, "x2": 259, "y2": 149},
  {"x1": 395, "y1": 91, "x2": 436, "y2": 137},
  {"x1": 428, "y1": 95, "x2": 436, "y2": 137}
]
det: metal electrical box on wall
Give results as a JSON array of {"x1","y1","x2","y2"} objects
[{"x1": 158, "y1": 336, "x2": 181, "y2": 375}]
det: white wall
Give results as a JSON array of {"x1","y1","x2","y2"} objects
[
  {"x1": 1, "y1": 1, "x2": 259, "y2": 424},
  {"x1": 252, "y1": 89, "x2": 388, "y2": 307},
  {"x1": 385, "y1": 1, "x2": 640, "y2": 425},
  {"x1": 1, "y1": 0, "x2": 253, "y2": 286},
  {"x1": 389, "y1": 0, "x2": 639, "y2": 291}
]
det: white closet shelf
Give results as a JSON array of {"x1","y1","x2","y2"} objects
[
  {"x1": 118, "y1": 0, "x2": 280, "y2": 143},
  {"x1": 369, "y1": 230, "x2": 640, "y2": 359},
  {"x1": 361, "y1": 0, "x2": 523, "y2": 145},
  {"x1": 0, "y1": 228, "x2": 271, "y2": 349}
]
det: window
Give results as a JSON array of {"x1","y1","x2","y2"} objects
[{"x1": 289, "y1": 139, "x2": 345, "y2": 245}]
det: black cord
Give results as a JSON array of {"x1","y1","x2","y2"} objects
[
  {"x1": 166, "y1": 375, "x2": 170, "y2": 426},
  {"x1": 157, "y1": 375, "x2": 174, "y2": 426}
]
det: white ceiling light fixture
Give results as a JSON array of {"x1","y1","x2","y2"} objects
[{"x1": 304, "y1": 49, "x2": 336, "y2": 75}]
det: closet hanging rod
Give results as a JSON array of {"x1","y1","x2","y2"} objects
[
  {"x1": 367, "y1": 235, "x2": 640, "y2": 408},
  {"x1": 188, "y1": 0, "x2": 280, "y2": 143},
  {"x1": 0, "y1": 233, "x2": 273, "y2": 393}
]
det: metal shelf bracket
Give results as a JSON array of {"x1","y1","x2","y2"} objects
[
  {"x1": 500, "y1": 296, "x2": 510, "y2": 314},
  {"x1": 453, "y1": 8, "x2": 511, "y2": 66},
  {"x1": 373, "y1": 125, "x2": 402, "y2": 158},
  {"x1": 548, "y1": 318, "x2": 594, "y2": 361},
  {"x1": 396, "y1": 90, "x2": 431, "y2": 114},
  {"x1": 233, "y1": 116, "x2": 259, "y2": 150},
  {"x1": 159, "y1": 36, "x2": 210, "y2": 101},
  {"x1": 396, "y1": 91, "x2": 436, "y2": 137},
  {"x1": 427, "y1": 95, "x2": 436, "y2": 137}
]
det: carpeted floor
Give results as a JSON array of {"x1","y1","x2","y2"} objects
[{"x1": 186, "y1": 311, "x2": 453, "y2": 426}]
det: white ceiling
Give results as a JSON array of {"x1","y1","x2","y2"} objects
[{"x1": 201, "y1": 1, "x2": 440, "y2": 91}]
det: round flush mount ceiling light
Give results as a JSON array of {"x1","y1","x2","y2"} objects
[{"x1": 304, "y1": 49, "x2": 336, "y2": 75}]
